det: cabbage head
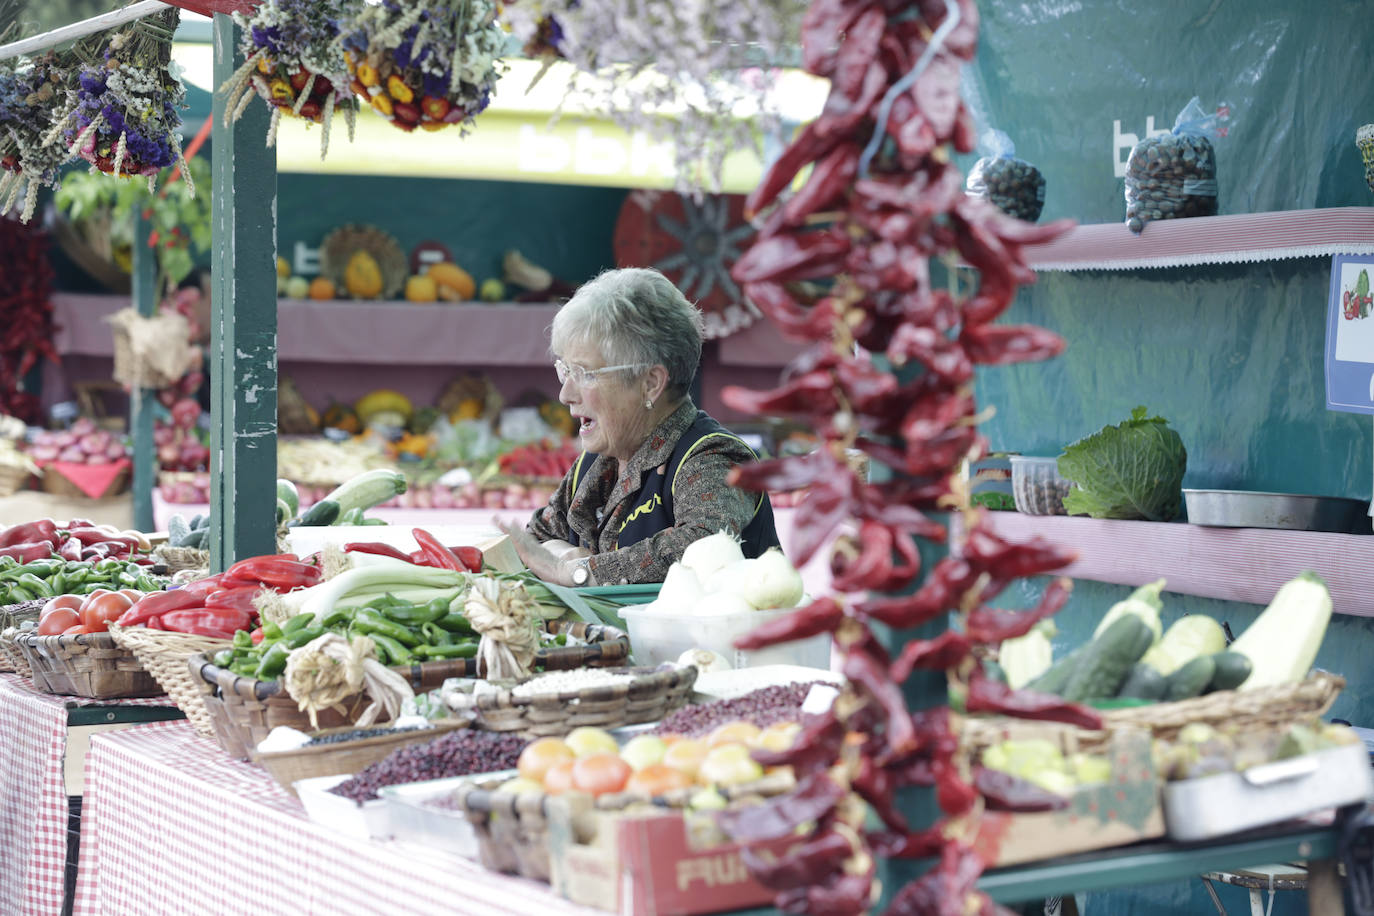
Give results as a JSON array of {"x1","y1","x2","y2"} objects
[{"x1": 1057, "y1": 406, "x2": 1187, "y2": 521}]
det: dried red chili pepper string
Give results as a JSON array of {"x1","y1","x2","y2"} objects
[
  {"x1": 0, "y1": 215, "x2": 58, "y2": 423},
  {"x1": 710, "y1": 0, "x2": 1107, "y2": 910}
]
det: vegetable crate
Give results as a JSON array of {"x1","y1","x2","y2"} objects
[
  {"x1": 14, "y1": 631, "x2": 162, "y2": 698},
  {"x1": 546, "y1": 772, "x2": 801, "y2": 915},
  {"x1": 965, "y1": 725, "x2": 1164, "y2": 867}
]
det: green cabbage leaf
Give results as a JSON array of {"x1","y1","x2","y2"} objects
[{"x1": 1057, "y1": 406, "x2": 1187, "y2": 521}]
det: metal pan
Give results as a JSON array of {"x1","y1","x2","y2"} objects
[{"x1": 1183, "y1": 489, "x2": 1372, "y2": 534}]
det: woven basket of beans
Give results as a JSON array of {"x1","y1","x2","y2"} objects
[
  {"x1": 14, "y1": 631, "x2": 161, "y2": 698},
  {"x1": 452, "y1": 664, "x2": 697, "y2": 739},
  {"x1": 252, "y1": 720, "x2": 470, "y2": 797}
]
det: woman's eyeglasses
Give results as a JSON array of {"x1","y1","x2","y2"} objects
[{"x1": 554, "y1": 359, "x2": 649, "y2": 388}]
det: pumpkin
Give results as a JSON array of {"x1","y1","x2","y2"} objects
[
  {"x1": 320, "y1": 401, "x2": 361, "y2": 434},
  {"x1": 355, "y1": 388, "x2": 414, "y2": 426},
  {"x1": 428, "y1": 262, "x2": 475, "y2": 301},
  {"x1": 405, "y1": 274, "x2": 438, "y2": 302},
  {"x1": 344, "y1": 251, "x2": 384, "y2": 298},
  {"x1": 308, "y1": 276, "x2": 337, "y2": 300}
]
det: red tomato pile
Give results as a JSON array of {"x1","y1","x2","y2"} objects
[{"x1": 37, "y1": 589, "x2": 140, "y2": 635}]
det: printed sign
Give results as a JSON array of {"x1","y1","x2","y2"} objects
[{"x1": 1325, "y1": 254, "x2": 1374, "y2": 414}]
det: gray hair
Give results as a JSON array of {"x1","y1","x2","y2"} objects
[{"x1": 551, "y1": 268, "x2": 704, "y2": 397}]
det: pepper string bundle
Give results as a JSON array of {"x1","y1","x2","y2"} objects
[
  {"x1": 714, "y1": 0, "x2": 1091, "y2": 912},
  {"x1": 340, "y1": 0, "x2": 506, "y2": 134},
  {"x1": 219, "y1": 0, "x2": 361, "y2": 158},
  {"x1": 59, "y1": 7, "x2": 188, "y2": 188}
]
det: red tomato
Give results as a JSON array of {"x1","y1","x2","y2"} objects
[
  {"x1": 543, "y1": 760, "x2": 577, "y2": 795},
  {"x1": 41, "y1": 594, "x2": 84, "y2": 616},
  {"x1": 117, "y1": 588, "x2": 143, "y2": 603},
  {"x1": 62, "y1": 623, "x2": 91, "y2": 635},
  {"x1": 37, "y1": 607, "x2": 81, "y2": 635},
  {"x1": 570, "y1": 753, "x2": 632, "y2": 797},
  {"x1": 80, "y1": 590, "x2": 136, "y2": 633},
  {"x1": 625, "y1": 764, "x2": 693, "y2": 799}
]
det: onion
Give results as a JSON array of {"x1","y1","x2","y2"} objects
[
  {"x1": 680, "y1": 531, "x2": 745, "y2": 582},
  {"x1": 676, "y1": 647, "x2": 731, "y2": 673},
  {"x1": 740, "y1": 548, "x2": 805, "y2": 610},
  {"x1": 655, "y1": 562, "x2": 704, "y2": 615},
  {"x1": 28, "y1": 445, "x2": 59, "y2": 462},
  {"x1": 58, "y1": 445, "x2": 85, "y2": 462},
  {"x1": 105, "y1": 442, "x2": 126, "y2": 461}
]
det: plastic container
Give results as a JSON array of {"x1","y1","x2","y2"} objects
[
  {"x1": 381, "y1": 769, "x2": 517, "y2": 859},
  {"x1": 619, "y1": 604, "x2": 830, "y2": 671},
  {"x1": 1010, "y1": 455, "x2": 1076, "y2": 516}
]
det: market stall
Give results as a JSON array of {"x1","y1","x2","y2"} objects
[{"x1": 3, "y1": 0, "x2": 1374, "y2": 915}]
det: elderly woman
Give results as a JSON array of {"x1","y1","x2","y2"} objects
[{"x1": 498, "y1": 268, "x2": 780, "y2": 586}]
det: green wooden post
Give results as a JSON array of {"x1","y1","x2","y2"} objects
[
  {"x1": 129, "y1": 214, "x2": 157, "y2": 532},
  {"x1": 209, "y1": 14, "x2": 278, "y2": 571}
]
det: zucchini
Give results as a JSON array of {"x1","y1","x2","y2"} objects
[
  {"x1": 1163, "y1": 654, "x2": 1216, "y2": 702},
  {"x1": 1205, "y1": 650, "x2": 1253, "y2": 692},
  {"x1": 1061, "y1": 614, "x2": 1154, "y2": 702},
  {"x1": 1227, "y1": 571, "x2": 1333, "y2": 690},
  {"x1": 1093, "y1": 579, "x2": 1166, "y2": 645},
  {"x1": 276, "y1": 498, "x2": 293, "y2": 526},
  {"x1": 1139, "y1": 614, "x2": 1227, "y2": 676},
  {"x1": 1024, "y1": 644, "x2": 1085, "y2": 696},
  {"x1": 1116, "y1": 662, "x2": 1169, "y2": 701}
]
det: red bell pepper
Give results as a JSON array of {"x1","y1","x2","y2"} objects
[
  {"x1": 448, "y1": 545, "x2": 483, "y2": 573},
  {"x1": 344, "y1": 542, "x2": 414, "y2": 563},
  {"x1": 204, "y1": 587, "x2": 261, "y2": 615},
  {"x1": 0, "y1": 541, "x2": 56, "y2": 563},
  {"x1": 412, "y1": 528, "x2": 465, "y2": 571},
  {"x1": 159, "y1": 607, "x2": 251, "y2": 640},
  {"x1": 57, "y1": 537, "x2": 84, "y2": 562},
  {"x1": 177, "y1": 575, "x2": 224, "y2": 600},
  {"x1": 0, "y1": 518, "x2": 58, "y2": 549},
  {"x1": 223, "y1": 555, "x2": 320, "y2": 590},
  {"x1": 117, "y1": 589, "x2": 205, "y2": 627}
]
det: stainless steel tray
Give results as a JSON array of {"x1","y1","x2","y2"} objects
[
  {"x1": 1183, "y1": 489, "x2": 1372, "y2": 534},
  {"x1": 379, "y1": 769, "x2": 517, "y2": 859},
  {"x1": 1162, "y1": 743, "x2": 1373, "y2": 842}
]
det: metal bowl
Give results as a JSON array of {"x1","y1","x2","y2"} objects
[{"x1": 1183, "y1": 489, "x2": 1372, "y2": 535}]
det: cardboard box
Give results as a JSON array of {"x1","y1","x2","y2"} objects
[
  {"x1": 970, "y1": 728, "x2": 1164, "y2": 867},
  {"x1": 548, "y1": 796, "x2": 796, "y2": 916}
]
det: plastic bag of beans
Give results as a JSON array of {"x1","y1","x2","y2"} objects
[
  {"x1": 966, "y1": 129, "x2": 1046, "y2": 223},
  {"x1": 1124, "y1": 96, "x2": 1230, "y2": 233}
]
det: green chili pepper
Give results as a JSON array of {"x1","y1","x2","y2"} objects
[
  {"x1": 48, "y1": 572, "x2": 67, "y2": 595},
  {"x1": 421, "y1": 621, "x2": 455, "y2": 647},
  {"x1": 134, "y1": 574, "x2": 160, "y2": 592},
  {"x1": 284, "y1": 625, "x2": 326, "y2": 649},
  {"x1": 435, "y1": 610, "x2": 474, "y2": 634},
  {"x1": 6, "y1": 585, "x2": 33, "y2": 602},
  {"x1": 232, "y1": 630, "x2": 253, "y2": 650},
  {"x1": 212, "y1": 648, "x2": 235, "y2": 668},
  {"x1": 255, "y1": 641, "x2": 291, "y2": 680},
  {"x1": 414, "y1": 641, "x2": 479, "y2": 660},
  {"x1": 317, "y1": 606, "x2": 354, "y2": 630},
  {"x1": 22, "y1": 559, "x2": 62, "y2": 578},
  {"x1": 360, "y1": 517, "x2": 387, "y2": 526},
  {"x1": 17, "y1": 573, "x2": 53, "y2": 598},
  {"x1": 260, "y1": 620, "x2": 285, "y2": 644},
  {"x1": 353, "y1": 608, "x2": 422, "y2": 647},
  {"x1": 368, "y1": 631, "x2": 411, "y2": 665},
  {"x1": 282, "y1": 612, "x2": 315, "y2": 634},
  {"x1": 378, "y1": 600, "x2": 447, "y2": 626}
]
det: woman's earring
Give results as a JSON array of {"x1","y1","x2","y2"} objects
[{"x1": 645, "y1": 399, "x2": 654, "y2": 410}]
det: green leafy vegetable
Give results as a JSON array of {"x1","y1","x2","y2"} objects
[{"x1": 1057, "y1": 406, "x2": 1187, "y2": 521}]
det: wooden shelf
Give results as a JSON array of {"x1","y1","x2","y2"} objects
[
  {"x1": 955, "y1": 511, "x2": 1374, "y2": 616},
  {"x1": 1019, "y1": 207, "x2": 1374, "y2": 271}
]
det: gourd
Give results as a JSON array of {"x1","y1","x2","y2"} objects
[
  {"x1": 354, "y1": 389, "x2": 414, "y2": 427},
  {"x1": 405, "y1": 274, "x2": 438, "y2": 302},
  {"x1": 344, "y1": 251, "x2": 384, "y2": 298},
  {"x1": 308, "y1": 276, "x2": 336, "y2": 300},
  {"x1": 428, "y1": 262, "x2": 475, "y2": 301},
  {"x1": 1227, "y1": 571, "x2": 1333, "y2": 690}
]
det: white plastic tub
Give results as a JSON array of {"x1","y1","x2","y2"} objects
[{"x1": 619, "y1": 603, "x2": 831, "y2": 670}]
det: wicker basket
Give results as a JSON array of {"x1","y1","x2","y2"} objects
[
  {"x1": 14, "y1": 631, "x2": 161, "y2": 698},
  {"x1": 40, "y1": 463, "x2": 130, "y2": 499},
  {"x1": 454, "y1": 768, "x2": 795, "y2": 883},
  {"x1": 0, "y1": 599, "x2": 44, "y2": 676},
  {"x1": 962, "y1": 670, "x2": 1346, "y2": 752},
  {"x1": 0, "y1": 463, "x2": 32, "y2": 498},
  {"x1": 151, "y1": 544, "x2": 211, "y2": 575},
  {"x1": 253, "y1": 720, "x2": 470, "y2": 797},
  {"x1": 108, "y1": 624, "x2": 232, "y2": 738},
  {"x1": 461, "y1": 664, "x2": 697, "y2": 738}
]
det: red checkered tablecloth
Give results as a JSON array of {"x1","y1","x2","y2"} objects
[
  {"x1": 0, "y1": 672, "x2": 176, "y2": 916},
  {"x1": 72, "y1": 720, "x2": 608, "y2": 916}
]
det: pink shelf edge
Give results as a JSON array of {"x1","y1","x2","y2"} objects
[{"x1": 952, "y1": 511, "x2": 1374, "y2": 617}]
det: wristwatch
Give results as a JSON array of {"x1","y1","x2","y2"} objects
[{"x1": 571, "y1": 558, "x2": 592, "y2": 587}]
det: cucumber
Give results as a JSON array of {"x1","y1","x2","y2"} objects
[
  {"x1": 1061, "y1": 614, "x2": 1154, "y2": 702},
  {"x1": 167, "y1": 514, "x2": 191, "y2": 548},
  {"x1": 294, "y1": 500, "x2": 341, "y2": 527},
  {"x1": 1163, "y1": 654, "x2": 1217, "y2": 702},
  {"x1": 1025, "y1": 644, "x2": 1085, "y2": 696},
  {"x1": 1116, "y1": 661, "x2": 1169, "y2": 701},
  {"x1": 1205, "y1": 651, "x2": 1253, "y2": 692},
  {"x1": 276, "y1": 498, "x2": 293, "y2": 526}
]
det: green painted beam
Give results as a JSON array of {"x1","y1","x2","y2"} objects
[
  {"x1": 129, "y1": 214, "x2": 157, "y2": 533},
  {"x1": 209, "y1": 14, "x2": 278, "y2": 571}
]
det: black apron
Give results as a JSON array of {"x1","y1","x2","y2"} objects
[{"x1": 571, "y1": 411, "x2": 780, "y2": 557}]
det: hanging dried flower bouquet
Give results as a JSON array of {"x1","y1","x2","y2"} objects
[
  {"x1": 0, "y1": 48, "x2": 78, "y2": 221},
  {"x1": 340, "y1": 0, "x2": 507, "y2": 134},
  {"x1": 61, "y1": 7, "x2": 188, "y2": 186},
  {"x1": 219, "y1": 0, "x2": 361, "y2": 157}
]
